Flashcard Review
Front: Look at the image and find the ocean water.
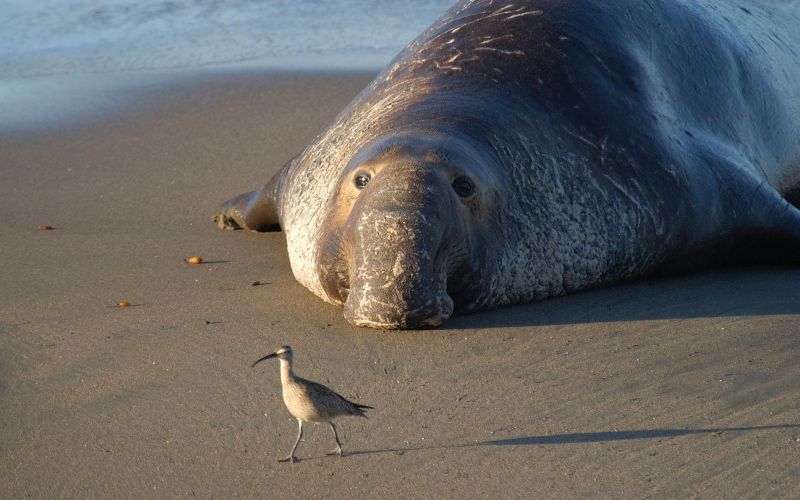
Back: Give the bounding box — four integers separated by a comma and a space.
1, 0, 453, 77
0, 0, 452, 130
7, 0, 800, 131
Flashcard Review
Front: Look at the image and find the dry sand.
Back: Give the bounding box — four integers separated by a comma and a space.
1, 70, 799, 498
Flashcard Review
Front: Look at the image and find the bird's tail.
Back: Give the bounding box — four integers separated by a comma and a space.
353, 403, 373, 417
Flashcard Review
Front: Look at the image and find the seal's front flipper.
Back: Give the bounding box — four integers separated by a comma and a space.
213, 157, 294, 232
213, 189, 279, 231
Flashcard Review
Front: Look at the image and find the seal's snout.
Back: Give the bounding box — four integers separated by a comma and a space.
337, 164, 461, 329
342, 205, 455, 329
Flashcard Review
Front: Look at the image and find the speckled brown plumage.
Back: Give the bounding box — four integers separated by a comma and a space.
251, 346, 372, 463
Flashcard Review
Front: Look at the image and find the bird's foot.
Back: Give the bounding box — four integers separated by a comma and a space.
277, 454, 298, 463
326, 446, 343, 457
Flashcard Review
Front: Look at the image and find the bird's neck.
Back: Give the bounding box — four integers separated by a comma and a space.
279, 359, 294, 385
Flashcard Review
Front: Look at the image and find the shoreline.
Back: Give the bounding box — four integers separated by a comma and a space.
1, 70, 799, 497
0, 66, 378, 136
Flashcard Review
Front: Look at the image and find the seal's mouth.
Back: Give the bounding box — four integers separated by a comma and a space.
343, 280, 454, 329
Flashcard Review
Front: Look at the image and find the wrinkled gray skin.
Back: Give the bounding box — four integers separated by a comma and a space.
215, 0, 800, 329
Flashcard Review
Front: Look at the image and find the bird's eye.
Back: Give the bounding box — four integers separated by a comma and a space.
452, 176, 475, 198
354, 173, 371, 189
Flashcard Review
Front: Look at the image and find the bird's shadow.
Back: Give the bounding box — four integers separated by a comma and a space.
346, 423, 800, 457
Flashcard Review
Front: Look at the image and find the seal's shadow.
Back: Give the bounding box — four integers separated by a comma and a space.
446, 266, 800, 329
347, 423, 800, 457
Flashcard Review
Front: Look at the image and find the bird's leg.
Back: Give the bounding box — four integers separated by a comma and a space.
278, 418, 303, 463
326, 421, 343, 456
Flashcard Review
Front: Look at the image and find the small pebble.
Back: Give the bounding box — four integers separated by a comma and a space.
37, 225, 54, 231
116, 300, 130, 308
185, 256, 203, 265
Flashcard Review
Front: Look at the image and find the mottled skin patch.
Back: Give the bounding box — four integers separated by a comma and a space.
215, 0, 800, 329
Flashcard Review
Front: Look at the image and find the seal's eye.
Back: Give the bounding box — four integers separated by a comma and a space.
354, 173, 371, 189
452, 176, 475, 198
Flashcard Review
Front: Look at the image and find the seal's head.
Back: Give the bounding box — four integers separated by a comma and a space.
316, 132, 503, 329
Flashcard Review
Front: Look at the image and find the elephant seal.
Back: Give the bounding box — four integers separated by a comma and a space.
215, 0, 800, 329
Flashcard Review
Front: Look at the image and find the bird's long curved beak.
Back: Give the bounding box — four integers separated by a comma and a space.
251, 352, 277, 368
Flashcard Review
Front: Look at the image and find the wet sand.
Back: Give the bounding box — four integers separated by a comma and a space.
1, 70, 799, 498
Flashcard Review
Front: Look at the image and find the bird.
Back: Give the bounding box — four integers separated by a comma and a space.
251, 345, 373, 463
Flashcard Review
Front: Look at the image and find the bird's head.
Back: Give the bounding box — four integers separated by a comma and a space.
251, 345, 292, 368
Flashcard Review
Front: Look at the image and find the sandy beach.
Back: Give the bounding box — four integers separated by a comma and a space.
1, 70, 799, 498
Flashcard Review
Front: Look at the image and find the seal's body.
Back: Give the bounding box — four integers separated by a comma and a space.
216, 0, 800, 329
